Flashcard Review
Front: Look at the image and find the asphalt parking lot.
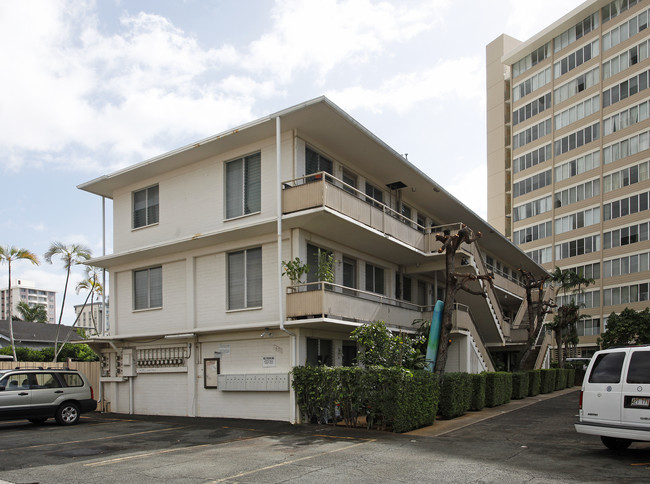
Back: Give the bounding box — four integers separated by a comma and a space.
0, 389, 648, 483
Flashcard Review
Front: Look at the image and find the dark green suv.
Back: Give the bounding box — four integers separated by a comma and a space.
0, 368, 97, 425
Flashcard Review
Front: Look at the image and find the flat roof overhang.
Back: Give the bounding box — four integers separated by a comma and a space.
79, 96, 547, 277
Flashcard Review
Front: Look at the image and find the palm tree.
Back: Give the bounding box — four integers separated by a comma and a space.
16, 302, 48, 323
75, 266, 103, 336
44, 242, 91, 361
0, 246, 40, 361
549, 267, 594, 367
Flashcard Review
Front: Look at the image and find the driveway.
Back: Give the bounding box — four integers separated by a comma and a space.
0, 388, 648, 483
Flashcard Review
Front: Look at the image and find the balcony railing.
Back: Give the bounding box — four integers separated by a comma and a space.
286, 281, 432, 329
282, 172, 464, 254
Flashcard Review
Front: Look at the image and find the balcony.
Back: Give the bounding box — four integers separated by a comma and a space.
282, 173, 463, 264
286, 282, 432, 330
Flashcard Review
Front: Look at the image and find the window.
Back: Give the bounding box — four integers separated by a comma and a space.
226, 152, 261, 219
133, 185, 159, 229
342, 257, 356, 290
306, 147, 333, 176
228, 248, 262, 310
342, 169, 357, 194
628, 351, 650, 383
134, 267, 162, 310
589, 351, 625, 383
365, 182, 383, 208
365, 263, 384, 295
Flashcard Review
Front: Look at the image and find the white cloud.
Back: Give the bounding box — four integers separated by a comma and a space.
242, 0, 449, 83
326, 57, 483, 114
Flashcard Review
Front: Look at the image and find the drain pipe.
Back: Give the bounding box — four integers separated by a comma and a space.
276, 116, 297, 423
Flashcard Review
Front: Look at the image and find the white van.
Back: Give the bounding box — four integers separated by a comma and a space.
575, 346, 650, 450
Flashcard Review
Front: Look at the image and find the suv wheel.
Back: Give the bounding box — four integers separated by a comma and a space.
55, 402, 80, 425
601, 436, 632, 451
28, 417, 48, 425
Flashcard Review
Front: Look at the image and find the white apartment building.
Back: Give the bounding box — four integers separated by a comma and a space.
487, 0, 650, 357
74, 300, 107, 336
0, 280, 56, 324
79, 97, 548, 422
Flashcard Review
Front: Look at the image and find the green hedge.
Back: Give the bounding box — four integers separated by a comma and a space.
439, 373, 472, 419
469, 373, 486, 411
511, 372, 529, 400
540, 368, 558, 393
527, 370, 541, 397
556, 369, 569, 390
566, 368, 576, 387
291, 366, 439, 433
485, 372, 512, 407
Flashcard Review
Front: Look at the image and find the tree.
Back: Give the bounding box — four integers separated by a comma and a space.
350, 320, 424, 369
434, 225, 493, 375
516, 269, 554, 371
15, 302, 48, 323
0, 246, 40, 361
44, 242, 91, 361
599, 308, 650, 349
549, 267, 594, 367
75, 266, 104, 335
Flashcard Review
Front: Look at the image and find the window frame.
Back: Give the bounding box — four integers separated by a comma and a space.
133, 266, 163, 311
227, 247, 263, 311
132, 185, 159, 229
225, 152, 262, 220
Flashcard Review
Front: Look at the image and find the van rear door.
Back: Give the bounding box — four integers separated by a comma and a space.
621, 348, 650, 428
582, 349, 627, 425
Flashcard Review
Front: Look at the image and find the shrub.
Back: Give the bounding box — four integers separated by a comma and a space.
540, 368, 558, 393
511, 372, 529, 400
566, 368, 576, 387
556, 368, 569, 390
439, 373, 471, 419
485, 372, 512, 407
291, 366, 439, 433
469, 373, 486, 411
527, 370, 541, 397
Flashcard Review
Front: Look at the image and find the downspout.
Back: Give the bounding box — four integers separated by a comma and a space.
99, 196, 106, 411
276, 116, 297, 424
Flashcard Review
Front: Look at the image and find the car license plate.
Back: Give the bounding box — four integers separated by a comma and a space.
631, 397, 650, 408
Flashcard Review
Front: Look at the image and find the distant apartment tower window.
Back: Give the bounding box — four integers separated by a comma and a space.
133, 267, 162, 310
226, 152, 261, 219
228, 248, 262, 310
133, 185, 159, 229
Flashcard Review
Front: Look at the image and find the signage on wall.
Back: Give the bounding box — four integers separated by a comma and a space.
262, 356, 276, 368
219, 344, 230, 355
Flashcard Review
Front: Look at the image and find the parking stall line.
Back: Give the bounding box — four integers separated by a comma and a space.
206, 438, 377, 484
0, 426, 189, 452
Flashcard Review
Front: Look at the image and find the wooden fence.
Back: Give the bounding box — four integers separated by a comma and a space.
0, 361, 101, 397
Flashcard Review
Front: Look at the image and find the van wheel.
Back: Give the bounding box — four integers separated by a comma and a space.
601, 436, 632, 450
55, 402, 80, 425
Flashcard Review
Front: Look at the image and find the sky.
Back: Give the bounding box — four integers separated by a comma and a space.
0, 0, 587, 325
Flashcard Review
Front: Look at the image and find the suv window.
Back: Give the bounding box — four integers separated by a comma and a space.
0, 374, 33, 390
627, 351, 650, 383
33, 373, 62, 389
60, 373, 84, 387
589, 351, 626, 383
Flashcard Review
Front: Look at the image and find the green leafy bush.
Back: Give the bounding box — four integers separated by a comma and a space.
291, 366, 439, 433
439, 373, 471, 419
511, 372, 529, 399
485, 372, 512, 407
556, 368, 569, 390
540, 368, 558, 393
469, 373, 486, 411
527, 370, 541, 397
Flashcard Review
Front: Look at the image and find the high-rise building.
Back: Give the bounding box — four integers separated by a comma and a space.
487, 0, 650, 357
0, 280, 57, 324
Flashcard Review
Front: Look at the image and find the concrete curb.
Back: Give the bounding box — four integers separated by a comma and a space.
405, 387, 580, 437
